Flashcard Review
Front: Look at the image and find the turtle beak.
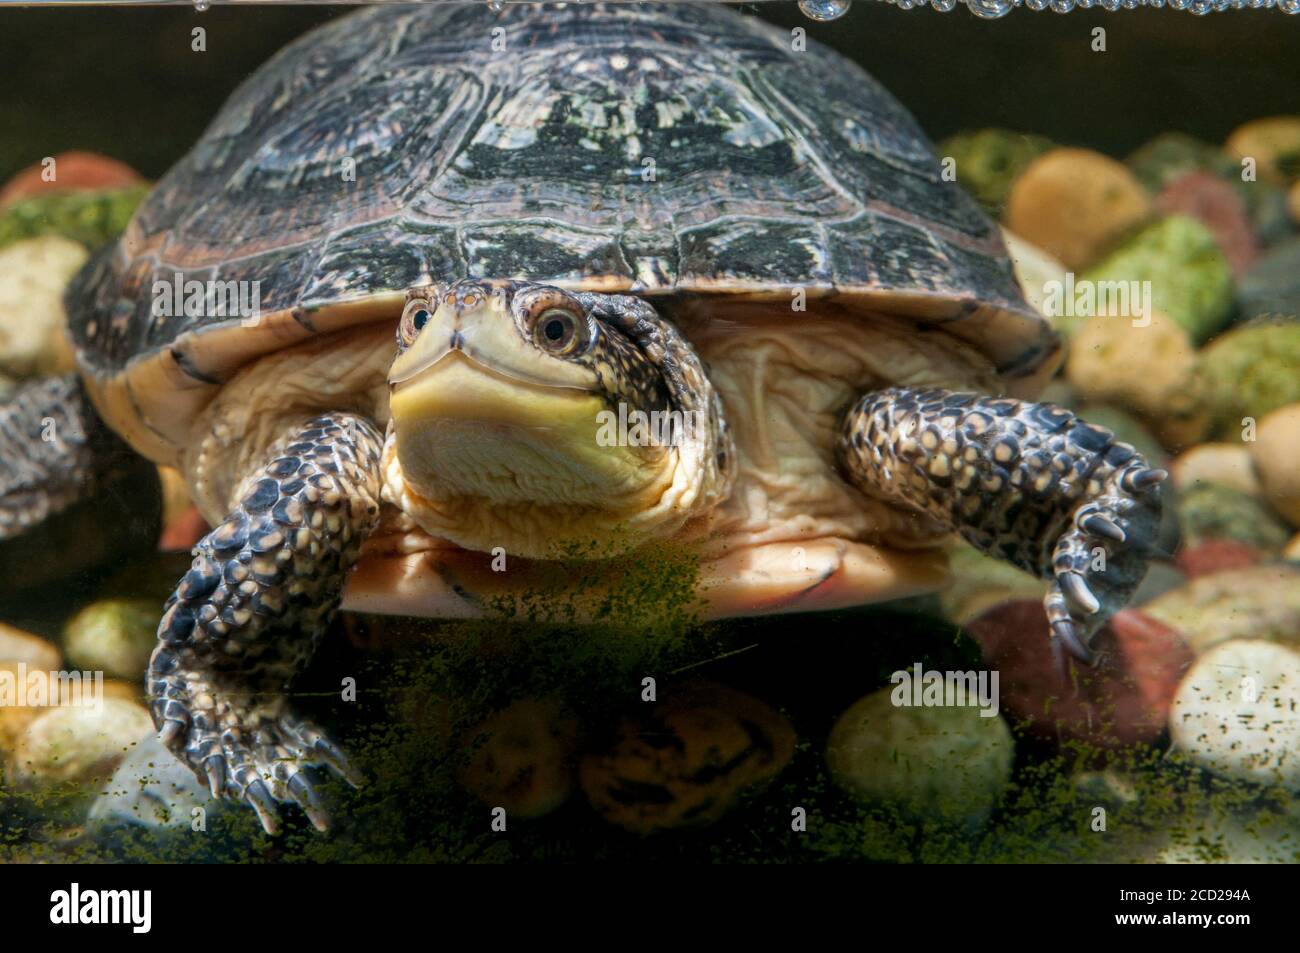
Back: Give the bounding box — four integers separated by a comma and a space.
388, 293, 593, 394
386, 290, 618, 507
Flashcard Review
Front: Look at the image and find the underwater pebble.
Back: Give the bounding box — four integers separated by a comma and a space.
0, 151, 144, 209
1287, 533, 1300, 561
1149, 807, 1300, 864
1171, 442, 1261, 496
1199, 320, 1300, 440
965, 601, 1192, 748
87, 729, 212, 831
11, 697, 153, 788
1001, 228, 1068, 323
1004, 148, 1152, 271
0, 235, 88, 377
1169, 639, 1300, 790
1175, 539, 1263, 579
1127, 131, 1291, 246
825, 687, 1013, 831
1079, 216, 1234, 345
1066, 312, 1208, 449
1175, 481, 1290, 551
1237, 238, 1300, 325
580, 682, 794, 833
62, 598, 159, 681
1225, 116, 1300, 185
1290, 181, 1300, 225
1127, 132, 1237, 193
458, 698, 580, 820
1142, 564, 1300, 654
0, 621, 62, 670
938, 540, 1046, 627
1157, 171, 1258, 277
937, 129, 1054, 216
0, 185, 149, 252
1250, 404, 1300, 528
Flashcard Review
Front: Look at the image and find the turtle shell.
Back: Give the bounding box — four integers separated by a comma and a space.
67, 2, 1060, 461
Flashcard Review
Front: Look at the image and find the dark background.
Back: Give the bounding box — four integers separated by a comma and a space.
0, 2, 1296, 184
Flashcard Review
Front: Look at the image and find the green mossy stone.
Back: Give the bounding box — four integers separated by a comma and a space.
1076, 216, 1233, 344
1200, 320, 1300, 439
62, 598, 159, 681
936, 129, 1054, 216
826, 689, 1014, 832
0, 185, 149, 251
1176, 481, 1290, 550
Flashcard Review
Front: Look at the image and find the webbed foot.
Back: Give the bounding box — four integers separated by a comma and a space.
838, 387, 1165, 663
149, 412, 384, 833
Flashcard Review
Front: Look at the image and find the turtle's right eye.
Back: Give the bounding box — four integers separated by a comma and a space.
399, 298, 435, 349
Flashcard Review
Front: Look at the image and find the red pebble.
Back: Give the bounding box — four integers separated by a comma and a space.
1157, 170, 1258, 277
158, 506, 209, 552
0, 151, 144, 208
1175, 538, 1262, 578
965, 599, 1194, 749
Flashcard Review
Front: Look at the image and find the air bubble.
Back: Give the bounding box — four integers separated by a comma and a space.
486, 0, 505, 10
193, 0, 209, 10
798, 0, 853, 19
966, 0, 1017, 17
929, 0, 959, 10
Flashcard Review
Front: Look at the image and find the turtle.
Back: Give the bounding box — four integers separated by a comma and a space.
0, 2, 1165, 834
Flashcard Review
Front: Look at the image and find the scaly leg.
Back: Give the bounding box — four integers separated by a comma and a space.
149, 412, 384, 833
838, 387, 1165, 663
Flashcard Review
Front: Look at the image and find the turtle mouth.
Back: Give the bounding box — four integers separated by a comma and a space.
388, 293, 597, 393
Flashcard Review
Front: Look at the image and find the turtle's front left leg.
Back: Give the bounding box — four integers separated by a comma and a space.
837, 387, 1166, 664
149, 412, 384, 833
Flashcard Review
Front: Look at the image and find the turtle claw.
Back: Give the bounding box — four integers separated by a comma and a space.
1059, 570, 1101, 616
1081, 513, 1126, 543
204, 758, 225, 799
244, 779, 282, 835
1051, 618, 1095, 665
1122, 466, 1168, 494
160, 702, 355, 834
286, 773, 332, 833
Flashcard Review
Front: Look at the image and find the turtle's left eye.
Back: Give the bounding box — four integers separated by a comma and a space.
413, 309, 430, 331
533, 308, 586, 355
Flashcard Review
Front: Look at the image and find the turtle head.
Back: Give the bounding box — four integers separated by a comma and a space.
385, 280, 733, 559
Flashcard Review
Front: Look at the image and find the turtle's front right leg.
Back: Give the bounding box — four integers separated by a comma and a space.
149, 412, 384, 833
